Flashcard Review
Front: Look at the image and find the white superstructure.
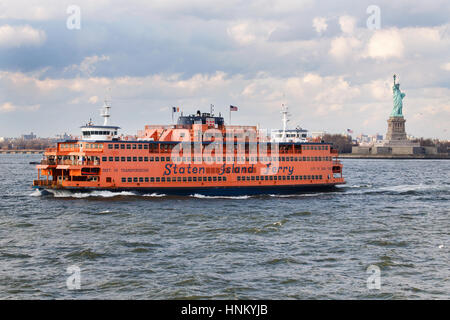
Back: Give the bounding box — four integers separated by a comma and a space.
271, 104, 308, 143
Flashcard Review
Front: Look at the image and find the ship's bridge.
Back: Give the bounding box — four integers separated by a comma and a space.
177, 111, 224, 127
80, 99, 120, 141
80, 125, 120, 141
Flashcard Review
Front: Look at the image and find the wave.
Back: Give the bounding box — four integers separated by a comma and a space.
46, 190, 138, 198
376, 184, 449, 193
268, 193, 327, 198
190, 193, 251, 200
29, 189, 43, 197
142, 193, 166, 197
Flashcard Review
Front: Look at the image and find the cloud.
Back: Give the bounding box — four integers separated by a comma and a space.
312, 17, 327, 34
365, 29, 404, 59
0, 102, 40, 112
329, 36, 361, 60
64, 55, 110, 77
227, 20, 281, 45
0, 25, 46, 48
339, 15, 356, 34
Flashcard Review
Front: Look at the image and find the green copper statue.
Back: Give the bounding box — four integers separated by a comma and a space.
391, 74, 405, 117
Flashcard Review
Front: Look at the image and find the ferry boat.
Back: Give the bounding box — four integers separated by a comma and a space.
33, 102, 345, 195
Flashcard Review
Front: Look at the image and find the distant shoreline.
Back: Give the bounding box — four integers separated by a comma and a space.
0, 150, 44, 154
339, 154, 450, 160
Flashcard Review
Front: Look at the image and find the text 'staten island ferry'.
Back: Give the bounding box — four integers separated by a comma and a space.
33, 102, 345, 195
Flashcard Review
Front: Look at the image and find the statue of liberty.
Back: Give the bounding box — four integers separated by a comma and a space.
391, 74, 405, 117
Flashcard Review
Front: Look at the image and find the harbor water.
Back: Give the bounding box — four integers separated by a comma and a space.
0, 154, 448, 299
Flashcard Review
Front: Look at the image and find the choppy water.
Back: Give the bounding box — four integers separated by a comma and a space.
0, 154, 448, 299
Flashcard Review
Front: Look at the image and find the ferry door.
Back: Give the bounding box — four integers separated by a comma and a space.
57, 175, 63, 184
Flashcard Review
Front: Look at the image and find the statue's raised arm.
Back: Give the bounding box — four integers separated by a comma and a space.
391, 74, 405, 117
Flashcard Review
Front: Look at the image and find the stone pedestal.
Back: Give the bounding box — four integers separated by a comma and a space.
385, 117, 407, 141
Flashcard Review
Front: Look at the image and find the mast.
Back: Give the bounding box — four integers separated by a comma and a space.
100, 99, 111, 126
281, 104, 289, 142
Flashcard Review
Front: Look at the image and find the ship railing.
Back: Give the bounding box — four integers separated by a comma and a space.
33, 180, 54, 187
45, 147, 57, 153
40, 159, 56, 165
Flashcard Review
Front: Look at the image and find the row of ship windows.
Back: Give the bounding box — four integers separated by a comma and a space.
61, 143, 103, 149
120, 175, 324, 183
238, 175, 324, 181
121, 176, 227, 183
102, 156, 332, 162
108, 143, 329, 151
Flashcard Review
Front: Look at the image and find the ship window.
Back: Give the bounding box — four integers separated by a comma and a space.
150, 177, 155, 182
156, 177, 160, 182
269, 176, 273, 180
133, 177, 138, 182
188, 177, 192, 182
139, 177, 143, 182
256, 176, 259, 181
109, 157, 113, 161
166, 157, 170, 161
290, 157, 294, 161
114, 144, 119, 149
145, 177, 149, 182
102, 157, 107, 162
193, 177, 197, 182
208, 177, 212, 182
274, 176, 277, 181
121, 178, 126, 182
133, 157, 137, 162
177, 177, 181, 182
127, 157, 131, 162
132, 144, 137, 149
213, 177, 217, 182
237, 176, 241, 181
161, 177, 165, 182
287, 176, 291, 180
108, 144, 113, 149
251, 176, 255, 181
119, 144, 124, 149
143, 144, 148, 150
127, 178, 132, 182
150, 157, 154, 161
223, 177, 227, 182
155, 157, 159, 162
183, 177, 187, 182
144, 157, 148, 162
139, 157, 143, 162
126, 144, 131, 149
114, 131, 117, 135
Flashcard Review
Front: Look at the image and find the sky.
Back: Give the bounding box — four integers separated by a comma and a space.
0, 0, 449, 139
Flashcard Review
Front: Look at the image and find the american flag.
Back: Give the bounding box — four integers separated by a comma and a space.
347, 129, 353, 134
230, 105, 238, 111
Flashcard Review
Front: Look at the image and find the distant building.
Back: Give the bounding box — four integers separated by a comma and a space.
56, 132, 73, 140
21, 132, 37, 140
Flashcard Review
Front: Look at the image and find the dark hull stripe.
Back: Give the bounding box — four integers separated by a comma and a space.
35, 183, 341, 196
